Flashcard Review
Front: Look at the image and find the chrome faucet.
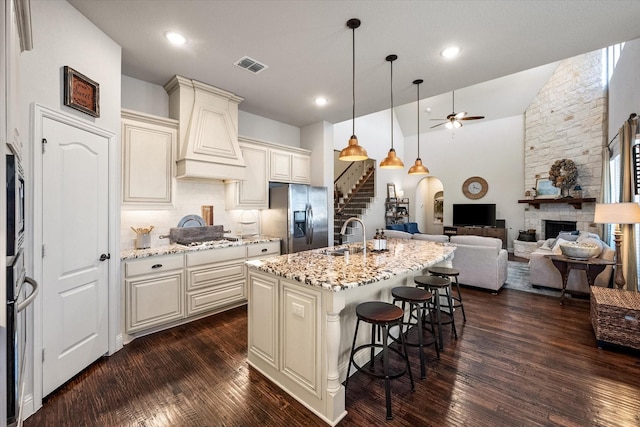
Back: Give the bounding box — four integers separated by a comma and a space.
340, 217, 366, 255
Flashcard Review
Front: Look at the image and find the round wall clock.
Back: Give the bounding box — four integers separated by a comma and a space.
462, 176, 489, 199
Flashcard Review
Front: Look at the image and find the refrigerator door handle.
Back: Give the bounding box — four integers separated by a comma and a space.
308, 205, 314, 245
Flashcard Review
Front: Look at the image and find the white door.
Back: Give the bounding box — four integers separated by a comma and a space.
41, 117, 110, 396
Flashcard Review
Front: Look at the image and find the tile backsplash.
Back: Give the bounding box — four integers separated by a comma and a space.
121, 180, 261, 250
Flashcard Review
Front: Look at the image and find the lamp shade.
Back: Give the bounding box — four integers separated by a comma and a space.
408, 158, 429, 175
339, 135, 368, 161
594, 202, 640, 224
380, 148, 404, 169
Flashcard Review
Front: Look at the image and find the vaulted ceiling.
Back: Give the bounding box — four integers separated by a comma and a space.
68, 1, 640, 136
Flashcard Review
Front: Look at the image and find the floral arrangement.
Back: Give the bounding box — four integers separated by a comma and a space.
549, 159, 578, 189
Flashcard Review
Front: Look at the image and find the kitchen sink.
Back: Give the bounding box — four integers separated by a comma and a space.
321, 246, 363, 256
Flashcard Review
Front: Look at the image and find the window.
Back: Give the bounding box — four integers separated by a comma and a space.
602, 43, 625, 86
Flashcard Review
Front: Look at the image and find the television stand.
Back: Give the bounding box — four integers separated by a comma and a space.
443, 223, 507, 249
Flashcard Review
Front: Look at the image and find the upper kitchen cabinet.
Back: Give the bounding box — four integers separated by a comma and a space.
121, 109, 177, 206
164, 75, 246, 181
226, 138, 269, 209
269, 147, 311, 184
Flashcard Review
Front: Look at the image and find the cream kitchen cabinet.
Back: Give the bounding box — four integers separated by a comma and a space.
247, 270, 322, 398
225, 139, 269, 209
185, 245, 246, 316
121, 109, 177, 206
246, 241, 280, 260
269, 148, 311, 184
124, 253, 185, 334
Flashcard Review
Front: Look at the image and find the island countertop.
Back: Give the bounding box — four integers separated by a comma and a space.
245, 238, 455, 292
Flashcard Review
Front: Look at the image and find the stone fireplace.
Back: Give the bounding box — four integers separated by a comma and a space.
522, 50, 605, 241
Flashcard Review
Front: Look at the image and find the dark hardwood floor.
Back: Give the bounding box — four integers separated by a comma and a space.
25, 288, 640, 427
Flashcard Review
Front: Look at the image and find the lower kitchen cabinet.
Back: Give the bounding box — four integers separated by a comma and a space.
185, 246, 246, 316
122, 241, 281, 339
124, 253, 185, 333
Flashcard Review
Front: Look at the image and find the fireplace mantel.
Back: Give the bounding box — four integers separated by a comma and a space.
518, 197, 596, 210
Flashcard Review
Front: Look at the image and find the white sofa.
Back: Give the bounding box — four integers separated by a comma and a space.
447, 235, 508, 292
387, 232, 508, 292
528, 233, 614, 293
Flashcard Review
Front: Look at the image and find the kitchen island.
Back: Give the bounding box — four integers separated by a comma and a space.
245, 239, 455, 426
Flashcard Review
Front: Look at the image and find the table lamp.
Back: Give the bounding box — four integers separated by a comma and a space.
594, 202, 640, 288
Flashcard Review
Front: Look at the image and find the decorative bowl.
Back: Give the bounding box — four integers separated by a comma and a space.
559, 242, 600, 260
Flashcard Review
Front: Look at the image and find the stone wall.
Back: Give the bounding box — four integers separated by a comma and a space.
523, 50, 607, 238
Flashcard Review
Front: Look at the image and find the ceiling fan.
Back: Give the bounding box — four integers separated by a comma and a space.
430, 90, 485, 129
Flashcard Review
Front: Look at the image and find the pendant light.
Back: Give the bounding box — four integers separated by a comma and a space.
380, 54, 404, 169
339, 18, 368, 162
408, 79, 430, 175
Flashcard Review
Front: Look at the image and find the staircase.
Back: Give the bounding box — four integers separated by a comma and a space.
334, 163, 376, 243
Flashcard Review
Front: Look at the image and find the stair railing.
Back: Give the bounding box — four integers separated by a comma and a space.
336, 165, 375, 216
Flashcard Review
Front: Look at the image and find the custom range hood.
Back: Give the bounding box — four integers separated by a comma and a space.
164, 75, 245, 181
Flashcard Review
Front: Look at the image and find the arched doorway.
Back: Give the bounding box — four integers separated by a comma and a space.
414, 176, 444, 235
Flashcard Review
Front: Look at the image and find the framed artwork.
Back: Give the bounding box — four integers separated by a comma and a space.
535, 178, 561, 199
63, 66, 100, 117
387, 183, 396, 199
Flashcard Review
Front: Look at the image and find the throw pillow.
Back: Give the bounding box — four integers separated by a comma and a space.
540, 238, 556, 250
558, 231, 579, 242
551, 237, 571, 254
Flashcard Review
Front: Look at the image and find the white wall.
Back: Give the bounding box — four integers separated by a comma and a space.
122, 75, 169, 117
239, 110, 300, 147
609, 37, 640, 137
333, 108, 524, 246
19, 0, 122, 418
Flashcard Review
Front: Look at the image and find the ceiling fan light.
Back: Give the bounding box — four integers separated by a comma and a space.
445, 121, 454, 130
453, 120, 462, 129
380, 148, 404, 169
455, 111, 467, 119
339, 135, 368, 161
408, 158, 429, 175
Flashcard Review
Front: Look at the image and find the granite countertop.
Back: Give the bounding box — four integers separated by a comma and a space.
246, 238, 455, 292
120, 236, 281, 260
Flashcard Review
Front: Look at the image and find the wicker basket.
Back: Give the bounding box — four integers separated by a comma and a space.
590, 287, 640, 350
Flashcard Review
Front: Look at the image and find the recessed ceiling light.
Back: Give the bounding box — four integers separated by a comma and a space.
165, 31, 186, 46
315, 97, 328, 106
441, 46, 460, 58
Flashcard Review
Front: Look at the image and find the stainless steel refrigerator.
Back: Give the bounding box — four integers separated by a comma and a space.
261, 184, 328, 254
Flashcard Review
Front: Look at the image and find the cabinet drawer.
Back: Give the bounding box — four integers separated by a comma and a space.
125, 254, 184, 278
186, 246, 246, 267
186, 280, 246, 316
247, 241, 281, 259
187, 262, 245, 291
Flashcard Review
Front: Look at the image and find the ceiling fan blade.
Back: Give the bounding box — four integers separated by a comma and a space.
460, 116, 485, 120
430, 122, 447, 129
429, 118, 448, 121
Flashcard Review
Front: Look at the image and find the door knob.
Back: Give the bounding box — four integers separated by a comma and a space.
99, 253, 111, 261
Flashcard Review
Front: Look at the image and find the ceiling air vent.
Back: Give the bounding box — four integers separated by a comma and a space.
234, 56, 268, 74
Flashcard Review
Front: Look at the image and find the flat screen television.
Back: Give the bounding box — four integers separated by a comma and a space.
452, 203, 496, 227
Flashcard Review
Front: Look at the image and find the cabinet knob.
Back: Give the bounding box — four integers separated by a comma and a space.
151, 264, 163, 269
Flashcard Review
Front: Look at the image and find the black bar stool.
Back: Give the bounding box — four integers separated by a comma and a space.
344, 301, 415, 420
428, 266, 466, 322
391, 287, 439, 379
414, 275, 457, 350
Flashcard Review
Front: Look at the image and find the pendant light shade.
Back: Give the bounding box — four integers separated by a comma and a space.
380, 54, 404, 169
408, 79, 430, 175
339, 18, 368, 162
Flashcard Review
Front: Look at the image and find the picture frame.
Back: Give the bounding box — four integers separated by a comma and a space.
387, 183, 396, 199
63, 66, 100, 117
535, 178, 561, 199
